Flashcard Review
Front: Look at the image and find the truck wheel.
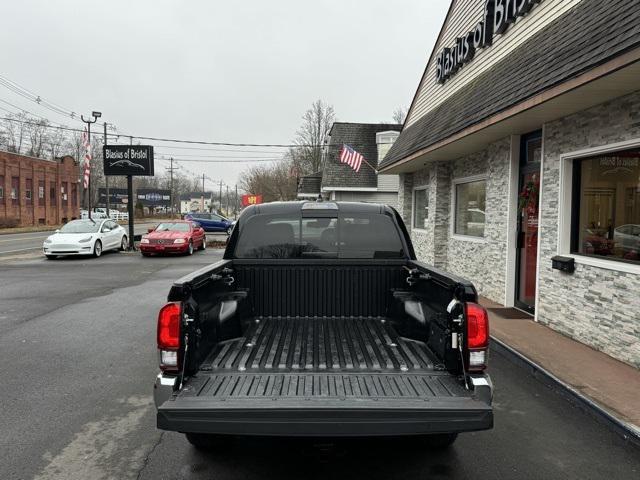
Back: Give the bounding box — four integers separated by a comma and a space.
420, 433, 458, 449
120, 236, 128, 251
93, 240, 102, 258
185, 433, 229, 451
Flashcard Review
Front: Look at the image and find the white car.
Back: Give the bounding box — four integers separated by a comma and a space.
43, 219, 128, 259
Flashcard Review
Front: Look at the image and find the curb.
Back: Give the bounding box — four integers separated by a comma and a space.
491, 335, 640, 448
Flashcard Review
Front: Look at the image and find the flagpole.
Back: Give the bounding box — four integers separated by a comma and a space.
80, 111, 101, 220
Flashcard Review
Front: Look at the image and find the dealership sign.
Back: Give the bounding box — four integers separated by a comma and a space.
137, 189, 171, 206
103, 145, 155, 176
241, 194, 263, 207
436, 0, 543, 84
98, 188, 128, 205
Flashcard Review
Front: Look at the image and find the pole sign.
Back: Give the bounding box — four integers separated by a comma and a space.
136, 189, 171, 206
241, 194, 263, 207
436, 0, 543, 84
103, 145, 155, 176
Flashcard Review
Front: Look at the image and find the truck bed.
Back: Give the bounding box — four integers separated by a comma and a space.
158, 318, 492, 436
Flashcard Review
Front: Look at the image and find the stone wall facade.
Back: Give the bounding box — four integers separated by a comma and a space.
399, 138, 512, 305
538, 90, 640, 368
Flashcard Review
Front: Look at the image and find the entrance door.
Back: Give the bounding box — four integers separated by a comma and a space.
515, 132, 542, 314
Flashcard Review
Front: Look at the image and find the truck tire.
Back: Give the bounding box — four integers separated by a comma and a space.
420, 433, 458, 449
120, 236, 128, 251
185, 433, 229, 451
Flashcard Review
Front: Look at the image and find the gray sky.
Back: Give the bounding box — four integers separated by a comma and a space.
1, 0, 448, 189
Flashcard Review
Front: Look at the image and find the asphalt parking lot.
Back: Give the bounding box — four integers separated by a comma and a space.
0, 249, 638, 480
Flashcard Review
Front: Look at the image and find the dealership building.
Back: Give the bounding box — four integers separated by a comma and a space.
380, 0, 640, 367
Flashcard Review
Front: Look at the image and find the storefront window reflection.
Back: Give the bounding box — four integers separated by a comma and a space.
455, 179, 486, 237
574, 150, 640, 264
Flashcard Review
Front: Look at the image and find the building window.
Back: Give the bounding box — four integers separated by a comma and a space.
38, 180, 45, 206
413, 187, 429, 230
62, 182, 68, 206
11, 177, 20, 206
71, 183, 78, 206
25, 178, 33, 205
571, 149, 640, 264
454, 177, 486, 238
50, 185, 56, 206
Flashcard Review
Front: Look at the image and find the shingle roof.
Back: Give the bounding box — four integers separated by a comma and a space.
322, 123, 402, 189
381, 0, 640, 169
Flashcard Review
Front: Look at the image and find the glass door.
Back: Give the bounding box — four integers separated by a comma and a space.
515, 132, 542, 314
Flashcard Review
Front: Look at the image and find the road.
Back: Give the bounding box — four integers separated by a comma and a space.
0, 224, 154, 256
0, 251, 638, 480
0, 225, 227, 257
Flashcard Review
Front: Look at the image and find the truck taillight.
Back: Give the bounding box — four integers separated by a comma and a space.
157, 302, 181, 372
465, 302, 489, 372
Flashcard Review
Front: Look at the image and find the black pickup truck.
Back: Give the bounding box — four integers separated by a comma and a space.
154, 201, 493, 449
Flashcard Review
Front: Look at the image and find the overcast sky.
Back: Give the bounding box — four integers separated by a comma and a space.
2, 0, 448, 189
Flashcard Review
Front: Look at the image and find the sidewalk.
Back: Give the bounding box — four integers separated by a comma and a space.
479, 297, 640, 439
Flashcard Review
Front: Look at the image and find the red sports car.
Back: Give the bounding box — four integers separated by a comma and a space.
140, 221, 206, 256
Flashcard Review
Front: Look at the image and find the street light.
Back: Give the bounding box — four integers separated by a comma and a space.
80, 111, 103, 219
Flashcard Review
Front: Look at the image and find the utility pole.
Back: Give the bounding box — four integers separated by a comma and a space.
80, 111, 101, 220
235, 184, 238, 219
226, 185, 229, 217
165, 157, 178, 217
219, 180, 223, 215
201, 173, 205, 212
103, 122, 110, 218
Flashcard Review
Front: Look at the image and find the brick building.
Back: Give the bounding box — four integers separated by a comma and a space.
0, 150, 80, 227
379, 0, 640, 367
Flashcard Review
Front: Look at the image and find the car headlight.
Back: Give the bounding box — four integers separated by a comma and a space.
140, 238, 150, 244
173, 238, 186, 244
44, 237, 53, 244
78, 236, 93, 243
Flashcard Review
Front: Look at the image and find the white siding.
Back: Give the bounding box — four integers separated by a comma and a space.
377, 174, 400, 192
406, 0, 584, 128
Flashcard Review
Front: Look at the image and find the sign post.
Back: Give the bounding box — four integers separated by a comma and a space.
103, 144, 154, 250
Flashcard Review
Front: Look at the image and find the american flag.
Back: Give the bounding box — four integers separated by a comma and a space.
81, 128, 91, 189
339, 144, 364, 173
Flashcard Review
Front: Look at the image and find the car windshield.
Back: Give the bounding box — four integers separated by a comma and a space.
155, 223, 190, 232
234, 213, 405, 259
59, 220, 101, 234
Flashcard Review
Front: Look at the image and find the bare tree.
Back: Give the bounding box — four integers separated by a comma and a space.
239, 160, 297, 203
290, 99, 335, 174
392, 107, 407, 125
47, 126, 67, 159
1, 112, 28, 153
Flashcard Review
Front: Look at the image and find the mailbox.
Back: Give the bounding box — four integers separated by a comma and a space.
551, 256, 575, 273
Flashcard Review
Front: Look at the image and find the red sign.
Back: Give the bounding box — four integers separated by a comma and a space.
241, 194, 263, 207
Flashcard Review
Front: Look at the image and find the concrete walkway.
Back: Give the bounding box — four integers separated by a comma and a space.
480, 297, 640, 435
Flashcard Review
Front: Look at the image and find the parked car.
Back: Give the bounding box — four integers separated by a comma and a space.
613, 224, 640, 260
80, 209, 108, 220
183, 212, 234, 234
43, 219, 127, 259
140, 221, 206, 256
154, 201, 493, 450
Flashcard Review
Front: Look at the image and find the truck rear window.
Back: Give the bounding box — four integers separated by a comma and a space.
234, 213, 405, 259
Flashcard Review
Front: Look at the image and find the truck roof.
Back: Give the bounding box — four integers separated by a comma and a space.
241, 200, 395, 216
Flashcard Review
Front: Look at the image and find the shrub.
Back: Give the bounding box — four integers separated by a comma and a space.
0, 217, 20, 229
